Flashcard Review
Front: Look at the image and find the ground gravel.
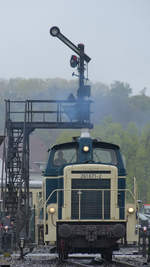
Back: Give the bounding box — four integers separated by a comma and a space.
1, 246, 150, 266
0, 257, 65, 267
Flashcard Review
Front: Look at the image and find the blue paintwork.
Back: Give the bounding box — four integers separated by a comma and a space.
45, 178, 63, 203
118, 178, 126, 219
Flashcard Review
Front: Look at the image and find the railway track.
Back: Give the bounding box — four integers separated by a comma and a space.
63, 255, 149, 267
0, 249, 149, 267
112, 259, 143, 267
61, 251, 150, 267
65, 259, 149, 266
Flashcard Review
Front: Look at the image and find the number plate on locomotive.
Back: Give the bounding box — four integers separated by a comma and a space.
80, 173, 102, 179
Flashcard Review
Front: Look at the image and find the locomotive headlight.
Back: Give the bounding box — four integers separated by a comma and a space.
83, 146, 89, 152
49, 207, 55, 214
128, 207, 135, 214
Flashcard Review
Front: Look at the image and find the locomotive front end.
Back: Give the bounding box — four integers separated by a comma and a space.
42, 136, 138, 260
56, 163, 125, 259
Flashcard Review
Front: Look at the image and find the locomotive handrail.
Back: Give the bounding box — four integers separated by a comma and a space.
41, 188, 136, 208
5, 99, 93, 129
43, 188, 136, 207
41, 188, 137, 221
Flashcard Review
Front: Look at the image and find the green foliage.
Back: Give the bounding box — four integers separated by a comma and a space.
131, 94, 150, 111
110, 81, 132, 98
0, 77, 150, 130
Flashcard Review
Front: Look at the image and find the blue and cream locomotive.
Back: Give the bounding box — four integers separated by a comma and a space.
42, 130, 138, 260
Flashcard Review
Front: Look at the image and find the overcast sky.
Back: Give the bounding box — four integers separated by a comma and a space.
0, 0, 150, 95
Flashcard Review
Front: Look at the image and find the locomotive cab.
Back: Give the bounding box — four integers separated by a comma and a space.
42, 132, 138, 260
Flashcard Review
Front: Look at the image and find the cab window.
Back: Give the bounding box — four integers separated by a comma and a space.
53, 148, 77, 166
93, 147, 117, 165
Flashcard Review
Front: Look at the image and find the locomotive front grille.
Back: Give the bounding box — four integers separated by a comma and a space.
71, 179, 110, 220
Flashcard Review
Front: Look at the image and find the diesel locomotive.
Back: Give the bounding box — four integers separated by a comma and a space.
39, 129, 138, 260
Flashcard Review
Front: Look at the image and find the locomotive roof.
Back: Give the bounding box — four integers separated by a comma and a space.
51, 138, 120, 150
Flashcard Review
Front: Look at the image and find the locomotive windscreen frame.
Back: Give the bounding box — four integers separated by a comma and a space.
71, 179, 110, 220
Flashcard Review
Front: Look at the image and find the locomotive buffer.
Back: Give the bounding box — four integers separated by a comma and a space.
2, 26, 93, 246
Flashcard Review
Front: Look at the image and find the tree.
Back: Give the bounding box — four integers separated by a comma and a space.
110, 81, 132, 98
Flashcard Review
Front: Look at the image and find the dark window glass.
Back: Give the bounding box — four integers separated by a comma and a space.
93, 147, 117, 165
53, 148, 77, 166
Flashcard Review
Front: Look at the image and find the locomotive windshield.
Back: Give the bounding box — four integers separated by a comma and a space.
93, 147, 117, 165
52, 143, 117, 167
53, 148, 77, 166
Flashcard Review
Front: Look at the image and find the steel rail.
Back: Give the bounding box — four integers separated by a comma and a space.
113, 259, 139, 266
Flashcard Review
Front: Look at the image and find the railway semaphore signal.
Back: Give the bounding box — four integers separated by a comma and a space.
50, 26, 92, 122
50, 26, 91, 99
